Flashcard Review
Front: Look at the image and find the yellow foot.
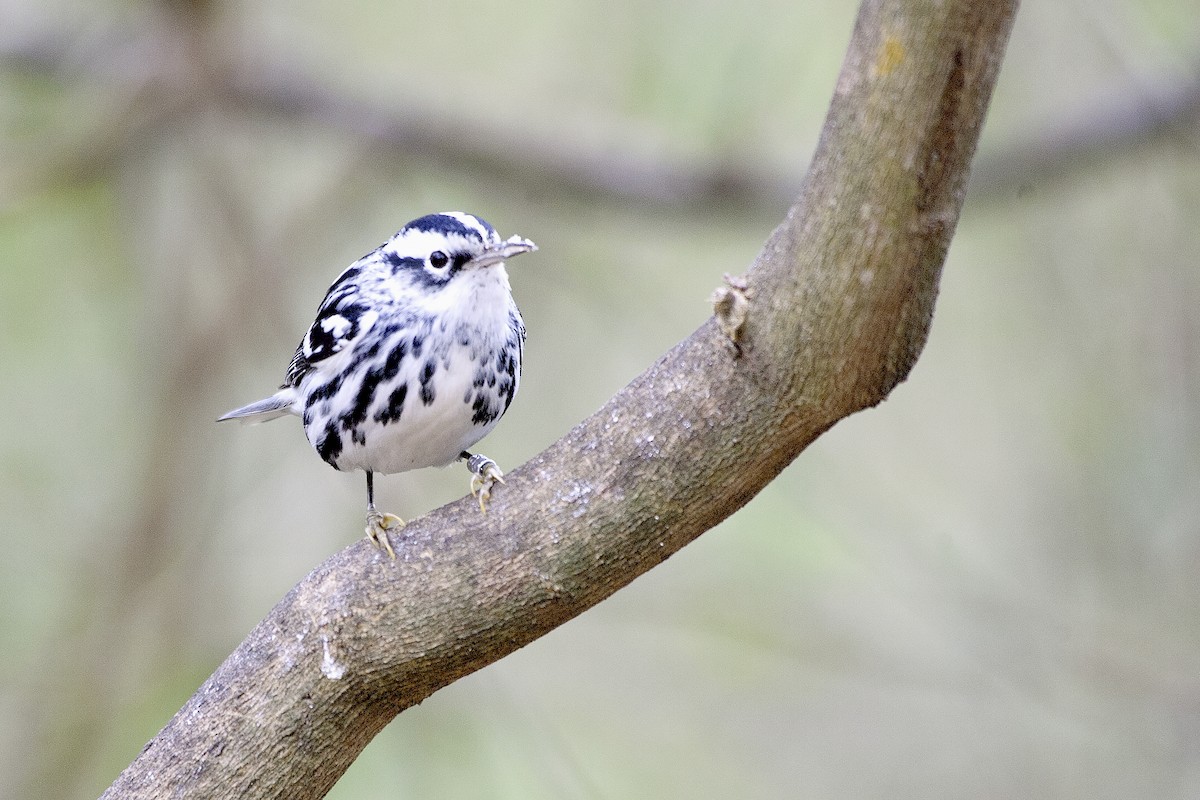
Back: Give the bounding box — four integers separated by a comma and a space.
365, 509, 404, 559
466, 454, 505, 513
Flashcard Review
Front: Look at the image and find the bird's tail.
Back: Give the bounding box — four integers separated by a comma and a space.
217, 391, 295, 424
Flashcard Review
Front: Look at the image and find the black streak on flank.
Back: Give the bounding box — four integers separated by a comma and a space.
317, 424, 343, 467
345, 365, 385, 429
382, 338, 408, 380
420, 360, 436, 405
500, 349, 518, 412
502, 379, 516, 412
375, 382, 408, 424
471, 393, 499, 426
306, 375, 343, 407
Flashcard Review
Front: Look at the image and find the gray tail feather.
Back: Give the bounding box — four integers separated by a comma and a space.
217, 392, 295, 424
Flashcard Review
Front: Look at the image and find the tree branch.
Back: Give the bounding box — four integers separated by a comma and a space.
101, 1, 1018, 797
970, 62, 1200, 199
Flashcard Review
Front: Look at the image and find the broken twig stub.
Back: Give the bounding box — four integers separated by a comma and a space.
710, 273, 751, 356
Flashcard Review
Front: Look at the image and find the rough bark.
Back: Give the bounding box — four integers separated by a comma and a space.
102, 1, 1018, 797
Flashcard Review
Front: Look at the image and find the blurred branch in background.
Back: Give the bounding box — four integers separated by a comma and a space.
1, 21, 788, 210
970, 61, 1200, 198
5, 18, 1200, 214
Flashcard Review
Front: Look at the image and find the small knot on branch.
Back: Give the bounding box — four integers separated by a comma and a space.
709, 273, 751, 356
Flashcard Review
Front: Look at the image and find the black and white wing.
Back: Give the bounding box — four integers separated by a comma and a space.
283, 264, 377, 388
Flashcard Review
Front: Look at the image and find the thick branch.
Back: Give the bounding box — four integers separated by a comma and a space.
102, 1, 1018, 798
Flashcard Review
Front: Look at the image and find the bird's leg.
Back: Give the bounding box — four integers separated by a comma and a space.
461, 451, 504, 513
364, 471, 402, 559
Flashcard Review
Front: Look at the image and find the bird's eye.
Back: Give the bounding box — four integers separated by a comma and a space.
428, 251, 449, 269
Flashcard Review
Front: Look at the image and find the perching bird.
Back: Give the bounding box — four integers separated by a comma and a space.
219, 212, 536, 558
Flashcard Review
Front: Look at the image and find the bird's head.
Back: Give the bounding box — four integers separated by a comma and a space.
380, 212, 536, 288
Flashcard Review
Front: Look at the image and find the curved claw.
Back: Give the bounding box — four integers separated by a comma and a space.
365, 509, 404, 559
467, 454, 505, 513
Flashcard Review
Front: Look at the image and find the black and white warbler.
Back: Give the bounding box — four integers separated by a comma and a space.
219, 212, 536, 558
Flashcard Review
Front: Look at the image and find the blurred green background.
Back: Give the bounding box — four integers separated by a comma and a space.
3, 1, 1199, 798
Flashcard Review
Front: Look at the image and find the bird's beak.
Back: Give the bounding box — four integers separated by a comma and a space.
469, 235, 538, 268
